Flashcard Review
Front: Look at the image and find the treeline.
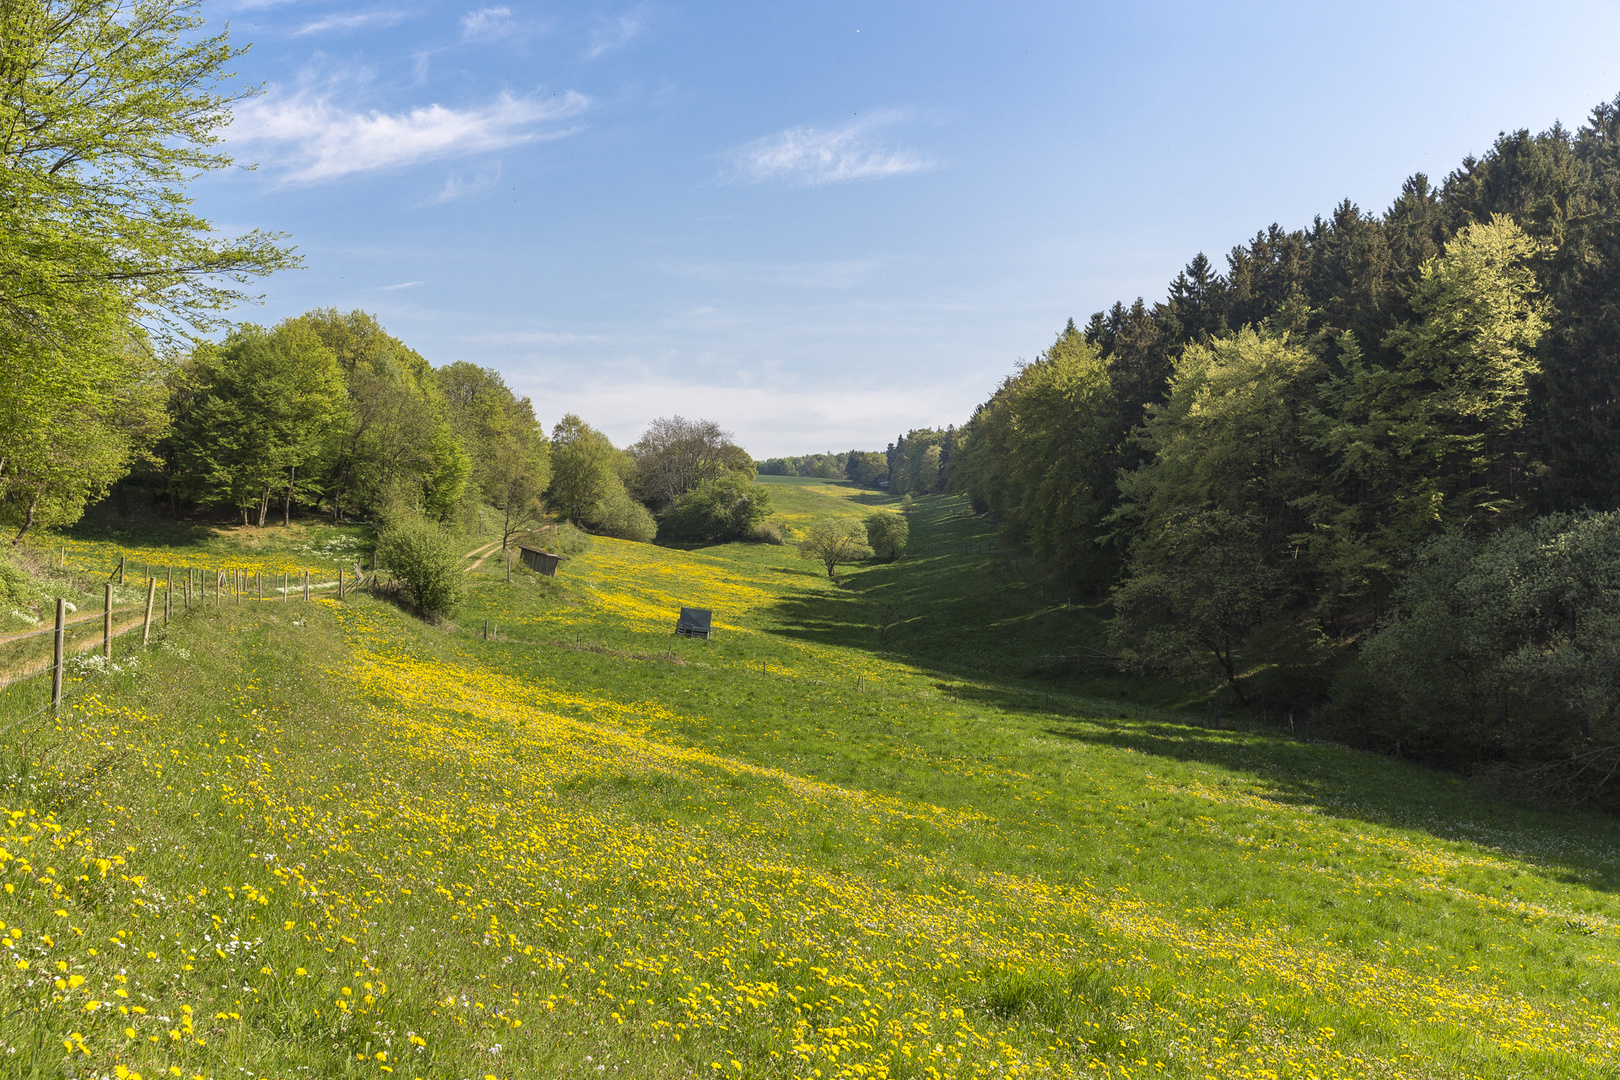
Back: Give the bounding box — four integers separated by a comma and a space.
947, 92, 1620, 805
758, 450, 888, 486
759, 431, 962, 495
132, 311, 775, 548
149, 310, 550, 546
10, 298, 776, 555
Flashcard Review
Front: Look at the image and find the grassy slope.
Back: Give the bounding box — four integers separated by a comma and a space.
0, 486, 1616, 1079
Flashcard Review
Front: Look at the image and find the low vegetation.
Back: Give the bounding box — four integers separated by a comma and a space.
0, 482, 1616, 1079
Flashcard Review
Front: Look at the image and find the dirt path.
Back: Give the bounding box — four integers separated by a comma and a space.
463, 539, 506, 574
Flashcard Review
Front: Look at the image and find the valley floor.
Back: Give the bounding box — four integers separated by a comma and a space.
2, 481, 1618, 1078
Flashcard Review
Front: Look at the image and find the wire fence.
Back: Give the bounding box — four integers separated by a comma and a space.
0, 559, 363, 738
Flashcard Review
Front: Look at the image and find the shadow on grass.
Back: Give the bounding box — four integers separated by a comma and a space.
755, 494, 1620, 886
1040, 710, 1620, 892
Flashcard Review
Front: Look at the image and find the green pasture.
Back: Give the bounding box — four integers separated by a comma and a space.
0, 483, 1615, 1078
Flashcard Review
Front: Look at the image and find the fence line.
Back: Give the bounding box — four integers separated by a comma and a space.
0, 560, 352, 711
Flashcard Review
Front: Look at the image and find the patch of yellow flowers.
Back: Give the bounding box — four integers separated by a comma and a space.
0, 585, 1614, 1078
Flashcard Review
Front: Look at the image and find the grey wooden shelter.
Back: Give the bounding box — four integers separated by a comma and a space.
675, 607, 713, 639
517, 545, 564, 577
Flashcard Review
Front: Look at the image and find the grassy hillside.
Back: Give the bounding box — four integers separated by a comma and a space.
1, 487, 1617, 1079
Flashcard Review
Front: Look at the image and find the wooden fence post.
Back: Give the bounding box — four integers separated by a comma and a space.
282, 572, 288, 602
51, 598, 65, 715
258, 572, 263, 601
338, 567, 344, 600
117, 556, 125, 585
142, 577, 157, 647
165, 568, 172, 625
303, 571, 309, 601
103, 583, 112, 660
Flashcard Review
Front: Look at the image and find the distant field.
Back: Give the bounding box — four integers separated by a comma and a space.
1, 486, 1617, 1078
755, 474, 890, 534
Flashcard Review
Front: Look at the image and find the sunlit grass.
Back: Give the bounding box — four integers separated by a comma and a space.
0, 488, 1617, 1078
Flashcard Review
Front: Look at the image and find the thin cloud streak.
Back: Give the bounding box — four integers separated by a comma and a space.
429, 161, 503, 204
586, 11, 643, 59
727, 113, 932, 186
380, 280, 424, 290
294, 9, 413, 35
460, 6, 515, 41
232, 88, 588, 182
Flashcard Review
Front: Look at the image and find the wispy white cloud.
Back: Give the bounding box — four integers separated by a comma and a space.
460, 5, 514, 41
232, 85, 588, 182
429, 161, 503, 204
727, 112, 932, 186
586, 10, 644, 59
379, 280, 424, 290
295, 9, 414, 35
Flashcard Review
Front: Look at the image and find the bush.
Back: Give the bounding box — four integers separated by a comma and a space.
658, 474, 772, 542
0, 556, 30, 605
864, 510, 908, 559
746, 521, 784, 545
377, 515, 466, 620
590, 486, 657, 542
1352, 511, 1620, 799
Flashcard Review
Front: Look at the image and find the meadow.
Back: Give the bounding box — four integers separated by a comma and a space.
0, 480, 1617, 1079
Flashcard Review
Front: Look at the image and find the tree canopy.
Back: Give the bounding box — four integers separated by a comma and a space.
0, 0, 295, 541
944, 90, 1620, 796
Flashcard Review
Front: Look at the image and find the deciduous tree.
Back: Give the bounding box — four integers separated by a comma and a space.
0, 0, 295, 539
798, 516, 873, 578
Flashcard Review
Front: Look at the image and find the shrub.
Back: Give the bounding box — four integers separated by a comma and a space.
590, 486, 657, 542
0, 556, 30, 605
659, 475, 772, 542
746, 521, 784, 545
1352, 510, 1620, 801
864, 511, 908, 559
377, 515, 466, 620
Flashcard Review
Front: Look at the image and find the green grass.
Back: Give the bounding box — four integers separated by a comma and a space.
0, 486, 1617, 1079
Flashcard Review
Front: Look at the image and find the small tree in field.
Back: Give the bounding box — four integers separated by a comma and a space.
799, 517, 873, 578
378, 514, 466, 620
865, 510, 909, 560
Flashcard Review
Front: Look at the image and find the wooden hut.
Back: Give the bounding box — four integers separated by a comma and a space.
675, 607, 713, 639
517, 545, 564, 577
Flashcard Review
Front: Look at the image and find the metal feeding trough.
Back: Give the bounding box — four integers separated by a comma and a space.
675, 607, 713, 639
518, 545, 564, 577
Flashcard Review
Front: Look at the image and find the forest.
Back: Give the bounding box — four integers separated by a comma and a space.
928, 93, 1620, 805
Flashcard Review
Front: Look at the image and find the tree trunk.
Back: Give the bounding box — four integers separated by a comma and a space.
257, 489, 270, 528
11, 495, 37, 544
285, 464, 295, 526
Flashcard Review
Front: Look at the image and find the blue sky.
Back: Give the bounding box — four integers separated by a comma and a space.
205, 0, 1620, 457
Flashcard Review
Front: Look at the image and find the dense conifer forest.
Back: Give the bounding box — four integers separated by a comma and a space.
928, 92, 1620, 802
